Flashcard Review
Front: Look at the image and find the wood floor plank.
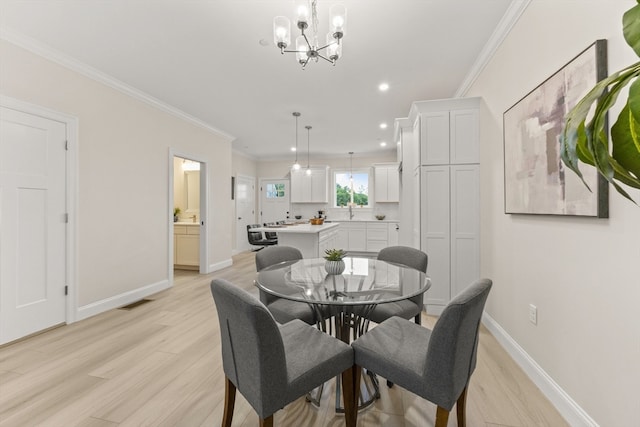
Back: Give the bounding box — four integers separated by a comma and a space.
0, 251, 568, 426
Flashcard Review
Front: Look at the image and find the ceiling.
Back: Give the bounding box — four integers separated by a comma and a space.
0, 0, 516, 160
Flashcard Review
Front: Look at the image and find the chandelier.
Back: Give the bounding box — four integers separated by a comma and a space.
273, 0, 347, 68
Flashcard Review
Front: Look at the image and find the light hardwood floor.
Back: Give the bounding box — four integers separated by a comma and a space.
0, 252, 568, 427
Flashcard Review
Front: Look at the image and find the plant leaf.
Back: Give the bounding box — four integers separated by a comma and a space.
611, 102, 640, 188
623, 3, 640, 57
628, 74, 640, 151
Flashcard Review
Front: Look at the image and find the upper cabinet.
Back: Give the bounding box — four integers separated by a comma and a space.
412, 98, 480, 166
374, 163, 400, 202
290, 166, 329, 203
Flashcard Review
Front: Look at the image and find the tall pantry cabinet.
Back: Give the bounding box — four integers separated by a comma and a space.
408, 97, 480, 314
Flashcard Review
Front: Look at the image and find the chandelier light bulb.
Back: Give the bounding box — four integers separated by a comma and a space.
293, 162, 301, 170
273, 16, 291, 49
306, 168, 312, 176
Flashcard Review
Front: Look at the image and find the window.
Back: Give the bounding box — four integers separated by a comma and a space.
266, 183, 285, 199
334, 170, 369, 207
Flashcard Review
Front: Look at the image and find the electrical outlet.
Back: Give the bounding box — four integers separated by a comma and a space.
529, 304, 537, 325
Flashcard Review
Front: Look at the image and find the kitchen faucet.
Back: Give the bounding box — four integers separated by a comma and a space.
348, 203, 354, 220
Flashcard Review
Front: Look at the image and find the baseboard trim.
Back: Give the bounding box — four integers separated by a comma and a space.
482, 313, 599, 427
209, 258, 232, 273
76, 279, 170, 321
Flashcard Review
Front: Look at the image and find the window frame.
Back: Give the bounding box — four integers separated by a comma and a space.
332, 167, 372, 209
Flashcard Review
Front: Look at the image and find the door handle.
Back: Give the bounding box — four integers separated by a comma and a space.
238, 217, 242, 220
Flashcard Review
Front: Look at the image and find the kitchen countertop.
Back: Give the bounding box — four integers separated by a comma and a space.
326, 219, 399, 223
251, 222, 339, 234
174, 221, 199, 225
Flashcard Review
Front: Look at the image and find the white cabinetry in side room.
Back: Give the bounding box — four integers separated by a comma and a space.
373, 164, 400, 202
174, 224, 199, 269
290, 166, 329, 203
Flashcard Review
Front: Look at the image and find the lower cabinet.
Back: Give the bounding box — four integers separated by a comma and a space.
335, 221, 399, 253
366, 223, 388, 252
174, 224, 199, 269
318, 227, 340, 256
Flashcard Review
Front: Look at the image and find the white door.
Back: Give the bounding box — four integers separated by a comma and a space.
0, 107, 67, 344
235, 175, 255, 252
260, 178, 290, 224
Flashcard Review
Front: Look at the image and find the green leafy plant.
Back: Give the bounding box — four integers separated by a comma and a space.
561, 1, 640, 203
173, 206, 181, 216
323, 248, 347, 261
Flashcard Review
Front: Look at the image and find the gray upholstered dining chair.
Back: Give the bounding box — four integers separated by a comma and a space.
255, 246, 316, 325
210, 279, 357, 427
351, 278, 492, 427
369, 246, 428, 325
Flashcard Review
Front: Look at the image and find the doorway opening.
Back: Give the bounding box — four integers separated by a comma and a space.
170, 152, 208, 279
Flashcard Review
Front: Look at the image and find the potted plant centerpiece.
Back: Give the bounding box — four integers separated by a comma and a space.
324, 248, 347, 275
173, 206, 181, 222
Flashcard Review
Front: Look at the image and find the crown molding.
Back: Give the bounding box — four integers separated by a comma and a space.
454, 0, 532, 97
0, 27, 236, 142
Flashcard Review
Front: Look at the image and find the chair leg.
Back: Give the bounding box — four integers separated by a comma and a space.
222, 376, 236, 427
354, 365, 362, 411
435, 406, 450, 427
414, 312, 422, 325
456, 385, 468, 427
342, 367, 357, 427
259, 415, 273, 427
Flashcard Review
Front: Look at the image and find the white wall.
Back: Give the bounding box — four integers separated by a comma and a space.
467, 1, 640, 425
0, 40, 233, 312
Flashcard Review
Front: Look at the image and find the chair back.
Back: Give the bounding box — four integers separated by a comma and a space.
263, 222, 278, 240
377, 246, 428, 273
247, 224, 263, 245
423, 278, 492, 409
255, 245, 303, 272
210, 279, 288, 415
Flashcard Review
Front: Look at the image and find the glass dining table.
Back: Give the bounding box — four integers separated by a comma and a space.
255, 256, 431, 411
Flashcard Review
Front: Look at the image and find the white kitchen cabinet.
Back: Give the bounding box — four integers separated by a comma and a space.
366, 222, 388, 252
373, 163, 400, 202
335, 221, 399, 253
388, 222, 399, 246
174, 224, 199, 269
409, 97, 480, 313
337, 221, 367, 252
290, 166, 329, 203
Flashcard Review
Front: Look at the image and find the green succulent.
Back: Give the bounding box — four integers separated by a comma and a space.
324, 248, 347, 261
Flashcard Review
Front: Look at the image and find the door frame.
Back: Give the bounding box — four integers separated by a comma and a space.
168, 149, 209, 279
234, 174, 256, 254
0, 95, 79, 324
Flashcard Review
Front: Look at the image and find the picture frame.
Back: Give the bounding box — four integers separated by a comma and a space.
503, 40, 609, 217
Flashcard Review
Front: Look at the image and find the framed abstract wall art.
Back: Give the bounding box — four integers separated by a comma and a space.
503, 40, 608, 217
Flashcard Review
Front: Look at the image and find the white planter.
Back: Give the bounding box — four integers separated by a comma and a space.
324, 260, 345, 275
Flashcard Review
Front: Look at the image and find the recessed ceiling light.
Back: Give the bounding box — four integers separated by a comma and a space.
379, 123, 388, 129
380, 141, 387, 147
378, 83, 389, 91
291, 147, 297, 152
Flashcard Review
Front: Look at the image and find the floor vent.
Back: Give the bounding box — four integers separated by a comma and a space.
119, 299, 153, 310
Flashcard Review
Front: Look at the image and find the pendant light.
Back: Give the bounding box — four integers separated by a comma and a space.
305, 125, 312, 175
349, 151, 354, 205
293, 112, 301, 170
